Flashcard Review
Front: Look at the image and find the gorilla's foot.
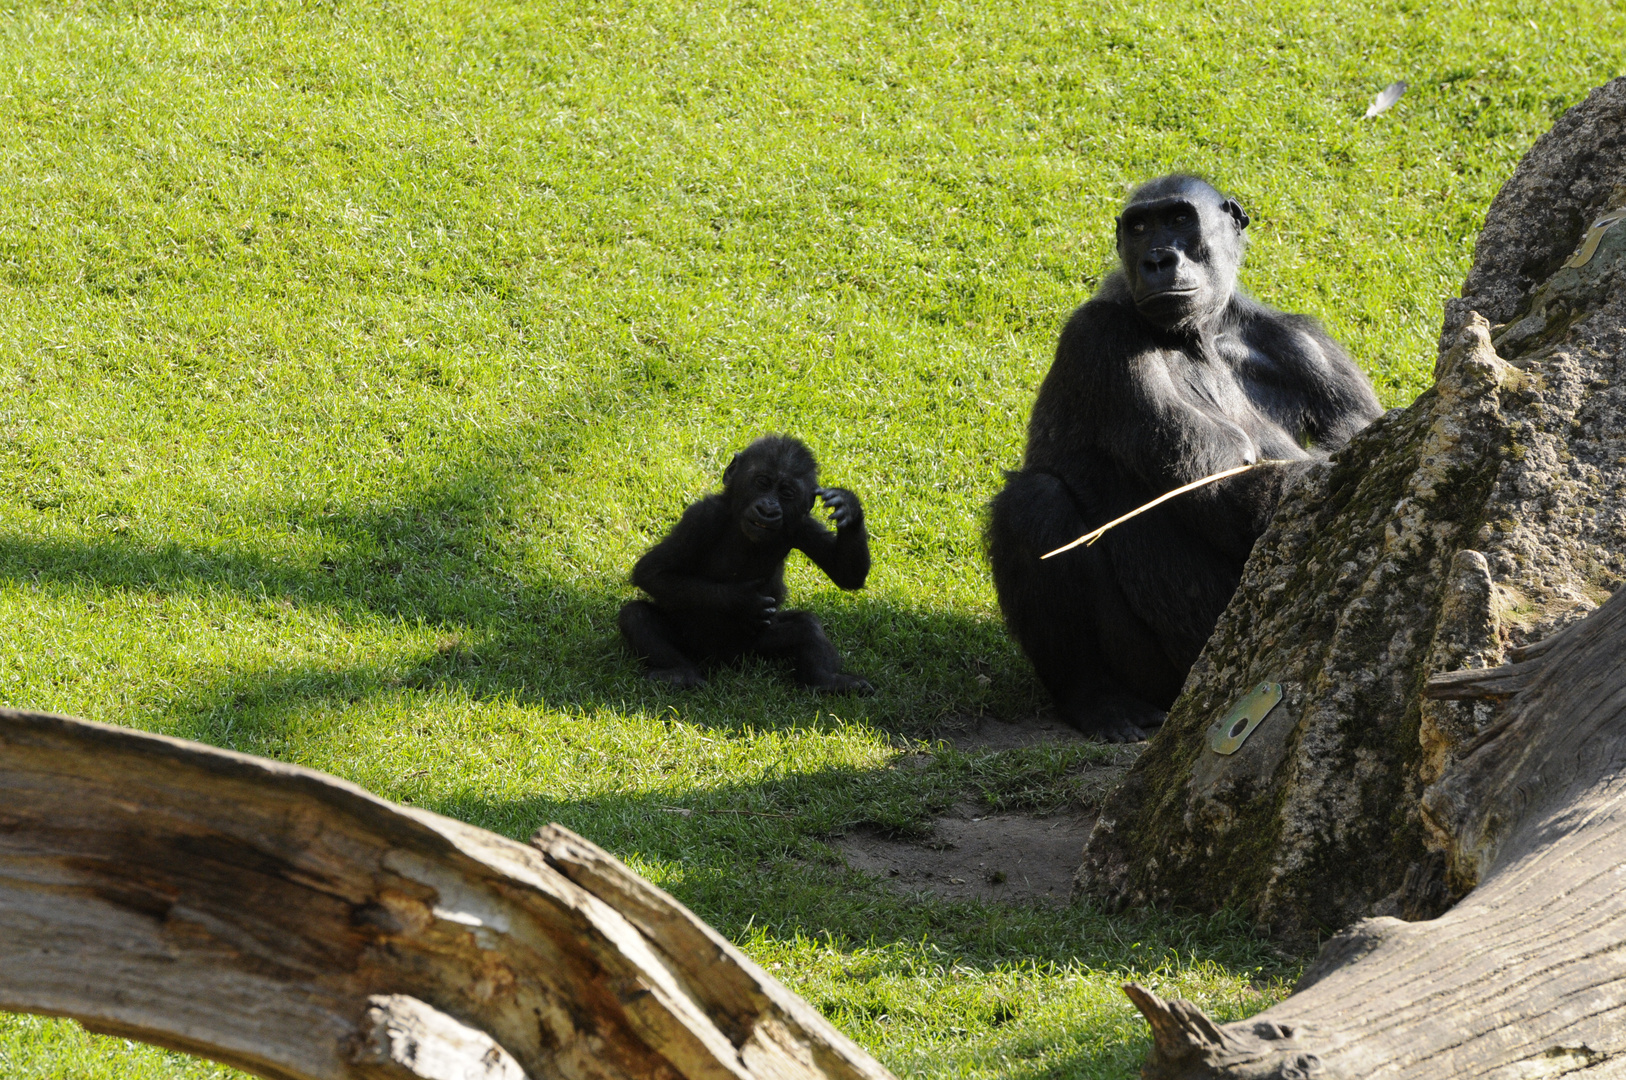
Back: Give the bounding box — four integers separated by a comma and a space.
809, 672, 874, 695
1063, 695, 1166, 743
646, 665, 707, 689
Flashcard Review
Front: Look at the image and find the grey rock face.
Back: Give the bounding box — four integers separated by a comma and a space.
1077, 78, 1626, 941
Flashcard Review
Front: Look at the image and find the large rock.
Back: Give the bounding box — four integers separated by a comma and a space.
1076, 78, 1626, 941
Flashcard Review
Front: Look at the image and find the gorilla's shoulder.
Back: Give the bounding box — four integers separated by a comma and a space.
1055, 275, 1142, 365
1230, 290, 1328, 337
676, 493, 730, 527
1070, 271, 1135, 322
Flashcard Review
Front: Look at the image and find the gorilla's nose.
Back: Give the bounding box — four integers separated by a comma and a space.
1142, 249, 1178, 275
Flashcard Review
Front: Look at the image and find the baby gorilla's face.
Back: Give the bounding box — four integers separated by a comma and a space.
734, 465, 812, 543
721, 437, 819, 545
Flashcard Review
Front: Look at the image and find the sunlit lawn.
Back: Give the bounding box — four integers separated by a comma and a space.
0, 0, 1621, 1075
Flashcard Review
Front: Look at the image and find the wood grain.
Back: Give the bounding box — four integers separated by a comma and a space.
1127, 587, 1626, 1078
0, 709, 895, 1080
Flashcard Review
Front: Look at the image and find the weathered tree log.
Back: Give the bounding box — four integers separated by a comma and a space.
0, 708, 896, 1080
1122, 583, 1626, 1078
1078, 76, 1626, 940
1419, 655, 1544, 701
1418, 596, 1590, 703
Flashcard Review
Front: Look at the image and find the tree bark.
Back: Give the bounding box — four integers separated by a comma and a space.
0, 708, 895, 1080
1077, 76, 1626, 942
1123, 584, 1626, 1078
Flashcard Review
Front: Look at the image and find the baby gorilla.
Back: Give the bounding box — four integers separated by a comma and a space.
619, 435, 872, 693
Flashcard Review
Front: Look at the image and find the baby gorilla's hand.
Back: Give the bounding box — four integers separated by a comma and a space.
734, 584, 778, 627
815, 487, 863, 530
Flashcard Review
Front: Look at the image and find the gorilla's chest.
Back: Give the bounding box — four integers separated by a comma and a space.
700, 539, 789, 586
1169, 339, 1306, 452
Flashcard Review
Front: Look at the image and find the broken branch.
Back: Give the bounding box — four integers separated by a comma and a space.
1041, 461, 1292, 559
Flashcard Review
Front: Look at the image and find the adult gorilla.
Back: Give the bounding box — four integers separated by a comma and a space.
986, 175, 1383, 742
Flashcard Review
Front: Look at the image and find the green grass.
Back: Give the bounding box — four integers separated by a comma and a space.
0, 0, 1621, 1076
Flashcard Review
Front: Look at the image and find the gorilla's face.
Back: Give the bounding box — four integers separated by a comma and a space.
723, 439, 817, 545
734, 468, 808, 542
1115, 177, 1248, 331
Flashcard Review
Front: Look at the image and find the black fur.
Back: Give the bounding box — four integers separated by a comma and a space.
620, 435, 872, 693
986, 175, 1384, 742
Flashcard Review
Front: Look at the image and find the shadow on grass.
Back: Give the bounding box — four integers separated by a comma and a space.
450, 773, 1294, 1080
418, 774, 1293, 978
0, 461, 1044, 738
0, 467, 1276, 1079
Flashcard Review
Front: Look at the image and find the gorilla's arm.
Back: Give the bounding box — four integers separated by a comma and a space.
631, 497, 775, 618
1116, 357, 1294, 553
790, 487, 870, 590
1239, 304, 1386, 449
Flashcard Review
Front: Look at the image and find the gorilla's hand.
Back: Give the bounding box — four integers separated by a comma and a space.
734, 584, 778, 626
815, 487, 863, 530
1066, 695, 1166, 744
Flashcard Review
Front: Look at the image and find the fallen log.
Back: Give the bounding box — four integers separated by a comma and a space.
1125, 585, 1626, 1078
0, 708, 896, 1080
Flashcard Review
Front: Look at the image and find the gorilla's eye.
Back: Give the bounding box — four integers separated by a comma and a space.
754, 475, 773, 491
780, 485, 797, 499
1130, 222, 1146, 234
1174, 212, 1190, 223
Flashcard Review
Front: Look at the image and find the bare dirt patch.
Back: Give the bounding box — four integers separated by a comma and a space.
840, 718, 1144, 905
931, 712, 1097, 752
840, 804, 1098, 905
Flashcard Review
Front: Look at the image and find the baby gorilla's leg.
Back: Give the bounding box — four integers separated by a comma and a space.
754, 610, 871, 694
618, 600, 707, 688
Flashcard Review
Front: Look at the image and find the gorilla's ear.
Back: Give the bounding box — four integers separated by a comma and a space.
1113, 214, 1125, 247
1222, 198, 1251, 232
722, 452, 741, 486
